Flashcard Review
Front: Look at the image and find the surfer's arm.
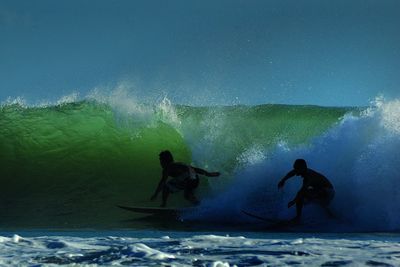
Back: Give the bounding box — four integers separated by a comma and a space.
151, 171, 168, 200
278, 170, 296, 189
193, 167, 220, 177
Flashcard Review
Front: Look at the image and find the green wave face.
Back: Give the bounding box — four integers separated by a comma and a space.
0, 101, 351, 227
0, 102, 191, 227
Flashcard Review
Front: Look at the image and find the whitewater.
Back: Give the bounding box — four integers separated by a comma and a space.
1, 231, 400, 266
1, 92, 400, 266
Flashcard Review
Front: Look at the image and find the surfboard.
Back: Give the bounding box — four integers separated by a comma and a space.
241, 210, 282, 223
242, 210, 321, 230
117, 205, 191, 216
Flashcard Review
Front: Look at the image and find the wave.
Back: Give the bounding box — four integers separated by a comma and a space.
0, 93, 357, 228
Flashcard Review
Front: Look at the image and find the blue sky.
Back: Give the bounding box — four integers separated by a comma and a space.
1, 0, 399, 106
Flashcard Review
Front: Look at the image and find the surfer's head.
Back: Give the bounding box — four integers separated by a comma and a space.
159, 150, 174, 168
293, 159, 307, 175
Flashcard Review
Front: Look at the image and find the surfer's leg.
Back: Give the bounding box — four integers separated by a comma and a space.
294, 189, 305, 221
183, 178, 200, 205
161, 187, 170, 207
184, 189, 200, 205
320, 188, 335, 218
162, 178, 185, 207
295, 200, 303, 221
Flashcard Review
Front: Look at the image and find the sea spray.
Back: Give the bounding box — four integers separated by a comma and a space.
176, 104, 350, 180
193, 98, 400, 231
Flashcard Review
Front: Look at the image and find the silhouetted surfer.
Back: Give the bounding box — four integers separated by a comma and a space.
151, 150, 220, 207
278, 159, 335, 222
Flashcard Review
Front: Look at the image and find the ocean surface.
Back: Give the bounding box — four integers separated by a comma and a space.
1, 95, 400, 265
1, 230, 400, 266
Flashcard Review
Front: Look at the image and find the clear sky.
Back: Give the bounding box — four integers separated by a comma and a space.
1, 0, 399, 106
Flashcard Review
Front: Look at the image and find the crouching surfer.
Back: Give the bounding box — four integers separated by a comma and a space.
151, 150, 220, 207
278, 159, 335, 222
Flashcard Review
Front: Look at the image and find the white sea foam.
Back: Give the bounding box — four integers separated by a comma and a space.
131, 243, 175, 260
56, 92, 80, 105
0, 233, 398, 266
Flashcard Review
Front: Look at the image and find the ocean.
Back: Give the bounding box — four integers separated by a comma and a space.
1, 230, 400, 266
1, 94, 400, 266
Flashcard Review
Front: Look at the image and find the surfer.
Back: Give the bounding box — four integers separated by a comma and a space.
151, 150, 220, 207
278, 159, 334, 222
